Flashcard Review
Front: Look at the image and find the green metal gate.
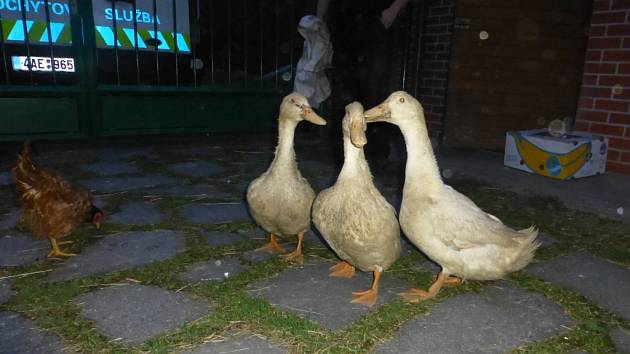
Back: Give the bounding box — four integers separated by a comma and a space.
0, 0, 305, 141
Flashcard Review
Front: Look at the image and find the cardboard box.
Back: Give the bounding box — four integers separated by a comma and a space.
504, 129, 608, 180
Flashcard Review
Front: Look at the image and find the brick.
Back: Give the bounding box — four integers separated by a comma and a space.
574, 121, 591, 132
591, 11, 627, 24
425, 112, 441, 122
425, 61, 446, 70
595, 99, 629, 112
608, 149, 621, 161
602, 50, 630, 61
612, 0, 630, 10
430, 6, 451, 16
619, 64, 630, 74
582, 74, 598, 85
589, 25, 607, 37
433, 87, 447, 96
590, 123, 626, 136
607, 161, 630, 174
585, 50, 603, 61
612, 87, 630, 99
420, 96, 443, 105
426, 25, 448, 34
627, 127, 630, 137
422, 34, 439, 43
610, 112, 630, 124
584, 63, 617, 74
599, 75, 630, 86
594, 0, 611, 11
577, 110, 609, 122
425, 16, 441, 25
610, 137, 630, 150
578, 98, 594, 109
588, 37, 623, 49
440, 15, 454, 24
621, 152, 630, 162
607, 24, 630, 36
580, 86, 612, 98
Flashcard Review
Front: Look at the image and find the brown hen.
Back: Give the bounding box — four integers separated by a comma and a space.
11, 141, 104, 258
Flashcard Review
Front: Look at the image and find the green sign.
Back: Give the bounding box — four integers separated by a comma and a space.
0, 0, 72, 45
92, 0, 190, 53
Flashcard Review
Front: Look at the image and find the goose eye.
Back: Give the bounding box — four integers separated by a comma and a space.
399, 97, 405, 103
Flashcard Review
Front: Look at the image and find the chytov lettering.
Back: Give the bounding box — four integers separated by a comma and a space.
104, 8, 161, 24
0, 0, 71, 16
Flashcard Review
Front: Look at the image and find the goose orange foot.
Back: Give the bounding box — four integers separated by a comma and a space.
438, 274, 463, 286
399, 288, 432, 303
329, 261, 355, 278
351, 271, 381, 308
256, 234, 285, 254
281, 231, 304, 264
400, 272, 450, 302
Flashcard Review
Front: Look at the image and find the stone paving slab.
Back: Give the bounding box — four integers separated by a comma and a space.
144, 185, 232, 199
203, 231, 247, 247
167, 161, 224, 177
0, 311, 74, 354
0, 209, 19, 229
243, 249, 274, 263
180, 259, 244, 282
49, 231, 185, 282
237, 227, 267, 240
81, 161, 141, 176
0, 280, 14, 304
0, 171, 11, 185
376, 282, 572, 353
170, 146, 225, 158
76, 284, 211, 345
0, 232, 49, 267
526, 252, 630, 320
247, 259, 409, 330
79, 175, 177, 193
109, 201, 165, 225
98, 148, 154, 161
611, 326, 630, 353
180, 203, 250, 224
184, 333, 287, 354
538, 233, 558, 247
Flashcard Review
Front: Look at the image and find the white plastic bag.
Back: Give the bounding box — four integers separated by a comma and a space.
294, 15, 333, 109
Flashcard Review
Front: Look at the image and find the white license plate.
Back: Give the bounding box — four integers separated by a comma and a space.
11, 56, 75, 73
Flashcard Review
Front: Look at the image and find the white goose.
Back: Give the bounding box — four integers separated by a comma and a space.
364, 91, 539, 301
246, 93, 326, 262
312, 102, 400, 307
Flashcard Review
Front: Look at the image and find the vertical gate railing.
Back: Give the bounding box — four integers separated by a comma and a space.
0, 0, 315, 139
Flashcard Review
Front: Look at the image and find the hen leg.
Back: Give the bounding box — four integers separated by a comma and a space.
256, 234, 285, 254
329, 261, 356, 278
351, 271, 381, 307
48, 237, 76, 258
281, 231, 304, 263
400, 271, 448, 302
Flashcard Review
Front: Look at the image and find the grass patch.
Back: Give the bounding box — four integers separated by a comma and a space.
1, 175, 629, 353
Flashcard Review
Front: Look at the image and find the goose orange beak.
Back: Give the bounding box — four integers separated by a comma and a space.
364, 103, 390, 123
350, 120, 367, 148
301, 105, 327, 125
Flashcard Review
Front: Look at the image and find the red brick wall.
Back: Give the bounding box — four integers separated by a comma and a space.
418, 0, 456, 139
575, 0, 630, 175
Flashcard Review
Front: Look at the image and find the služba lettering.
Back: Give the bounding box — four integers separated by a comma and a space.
104, 8, 161, 25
